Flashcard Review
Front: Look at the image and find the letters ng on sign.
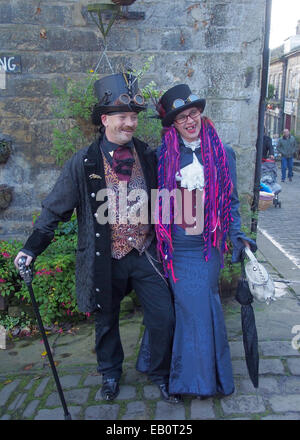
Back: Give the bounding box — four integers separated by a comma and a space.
0, 55, 21, 73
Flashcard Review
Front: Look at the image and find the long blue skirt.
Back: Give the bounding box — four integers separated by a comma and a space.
136, 226, 234, 397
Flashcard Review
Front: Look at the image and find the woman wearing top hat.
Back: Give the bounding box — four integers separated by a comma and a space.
136, 84, 257, 398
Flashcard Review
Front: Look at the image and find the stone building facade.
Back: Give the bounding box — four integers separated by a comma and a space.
266, 20, 300, 140
0, 0, 267, 241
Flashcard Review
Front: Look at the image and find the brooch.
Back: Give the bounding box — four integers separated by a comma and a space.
89, 174, 102, 180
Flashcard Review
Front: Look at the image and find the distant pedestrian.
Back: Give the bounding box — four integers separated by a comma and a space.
277, 129, 297, 182
262, 132, 274, 160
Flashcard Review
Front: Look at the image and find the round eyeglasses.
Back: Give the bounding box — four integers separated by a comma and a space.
174, 108, 201, 124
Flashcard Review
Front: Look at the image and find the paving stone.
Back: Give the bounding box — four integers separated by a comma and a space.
259, 341, 299, 357
229, 341, 246, 358
46, 388, 90, 407
232, 360, 249, 376
59, 375, 81, 389
267, 395, 300, 412
286, 358, 300, 375
261, 413, 300, 420
0, 414, 11, 420
85, 404, 120, 420
190, 398, 215, 419
259, 359, 285, 375
24, 378, 36, 391
221, 395, 266, 415
8, 392, 27, 411
95, 385, 136, 401
154, 401, 186, 420
23, 400, 40, 419
122, 401, 148, 420
34, 377, 50, 397
34, 406, 81, 420
282, 377, 300, 393
123, 368, 146, 384
83, 375, 101, 387
143, 385, 160, 399
0, 380, 21, 405
239, 377, 280, 394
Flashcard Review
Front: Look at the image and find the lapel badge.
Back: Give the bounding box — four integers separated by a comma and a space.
89, 173, 102, 180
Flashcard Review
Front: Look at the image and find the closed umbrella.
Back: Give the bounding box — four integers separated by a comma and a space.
235, 265, 259, 389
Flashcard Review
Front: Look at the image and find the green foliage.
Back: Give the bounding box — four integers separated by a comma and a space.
52, 72, 98, 121
267, 83, 275, 100
51, 58, 164, 166
0, 213, 84, 327
135, 109, 162, 148
51, 72, 98, 166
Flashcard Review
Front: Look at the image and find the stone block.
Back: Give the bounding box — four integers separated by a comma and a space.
85, 404, 120, 420
46, 388, 90, 407
0, 380, 21, 406
83, 374, 101, 387
190, 398, 216, 419
267, 395, 300, 413
154, 401, 186, 420
221, 394, 266, 415
259, 359, 285, 375
262, 413, 300, 420
287, 358, 300, 375
34, 406, 81, 420
8, 392, 27, 411
161, 28, 193, 52
238, 377, 280, 394
23, 399, 40, 419
34, 377, 50, 398
260, 341, 299, 357
95, 385, 136, 401
143, 385, 160, 399
59, 375, 82, 389
0, 4, 12, 24
282, 377, 300, 394
122, 401, 147, 420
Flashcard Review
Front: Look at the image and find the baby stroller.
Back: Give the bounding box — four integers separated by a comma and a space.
260, 159, 282, 208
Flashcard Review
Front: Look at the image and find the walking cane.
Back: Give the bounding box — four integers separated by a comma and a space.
18, 256, 72, 420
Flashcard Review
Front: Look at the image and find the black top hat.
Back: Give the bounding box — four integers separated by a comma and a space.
91, 73, 147, 126
158, 84, 206, 127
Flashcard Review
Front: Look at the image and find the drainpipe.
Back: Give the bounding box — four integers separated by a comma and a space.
280, 57, 288, 132
251, 0, 272, 234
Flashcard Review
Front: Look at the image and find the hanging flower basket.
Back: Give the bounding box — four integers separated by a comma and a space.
0, 185, 13, 210
112, 0, 137, 5
0, 140, 11, 164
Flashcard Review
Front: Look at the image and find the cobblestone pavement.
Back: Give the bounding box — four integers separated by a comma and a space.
258, 163, 300, 267
1, 163, 300, 421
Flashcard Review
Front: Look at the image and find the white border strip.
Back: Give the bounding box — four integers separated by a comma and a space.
258, 226, 300, 269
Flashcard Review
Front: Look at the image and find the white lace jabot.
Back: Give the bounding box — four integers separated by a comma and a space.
176, 139, 205, 191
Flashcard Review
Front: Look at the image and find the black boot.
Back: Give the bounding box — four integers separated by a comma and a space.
101, 378, 120, 401
158, 384, 182, 404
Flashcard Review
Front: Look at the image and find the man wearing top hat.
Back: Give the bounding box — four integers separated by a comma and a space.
14, 73, 180, 404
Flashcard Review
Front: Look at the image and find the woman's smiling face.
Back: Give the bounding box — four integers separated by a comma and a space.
173, 107, 202, 142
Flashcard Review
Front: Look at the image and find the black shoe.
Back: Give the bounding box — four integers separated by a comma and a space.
281, 179, 285, 182
158, 384, 182, 404
101, 378, 120, 401
289, 177, 292, 182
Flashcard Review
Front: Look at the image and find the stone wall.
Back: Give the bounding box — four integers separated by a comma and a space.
0, 0, 266, 241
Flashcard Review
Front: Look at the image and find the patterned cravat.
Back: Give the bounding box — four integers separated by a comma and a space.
112, 146, 134, 182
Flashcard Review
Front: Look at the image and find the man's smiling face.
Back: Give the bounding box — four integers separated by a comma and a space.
101, 112, 139, 145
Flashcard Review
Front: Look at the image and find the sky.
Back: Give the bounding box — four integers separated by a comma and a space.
269, 0, 300, 48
